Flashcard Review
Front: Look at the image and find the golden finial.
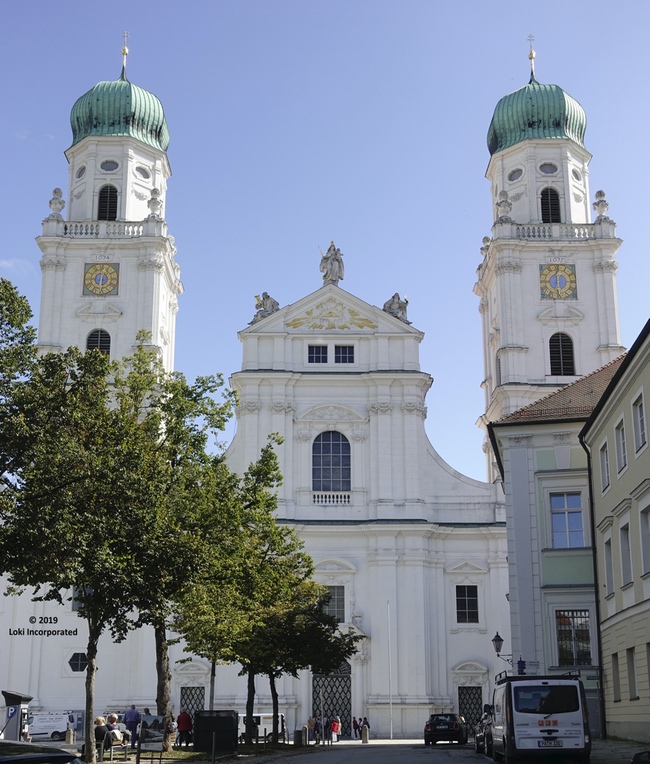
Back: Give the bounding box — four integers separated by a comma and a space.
122, 30, 129, 72
528, 34, 536, 79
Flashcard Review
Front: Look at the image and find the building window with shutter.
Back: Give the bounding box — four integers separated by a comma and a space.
97, 185, 118, 220
549, 333, 575, 375
541, 187, 561, 223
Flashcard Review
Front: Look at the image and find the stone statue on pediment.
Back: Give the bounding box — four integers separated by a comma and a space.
320, 241, 344, 285
250, 291, 280, 324
383, 293, 411, 324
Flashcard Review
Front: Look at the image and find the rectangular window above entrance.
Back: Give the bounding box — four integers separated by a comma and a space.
308, 346, 328, 363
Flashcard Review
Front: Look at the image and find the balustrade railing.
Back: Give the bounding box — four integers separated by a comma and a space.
514, 224, 596, 240
62, 222, 145, 237
312, 492, 351, 505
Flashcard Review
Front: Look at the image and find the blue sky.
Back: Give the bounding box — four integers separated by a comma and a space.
2, 0, 649, 480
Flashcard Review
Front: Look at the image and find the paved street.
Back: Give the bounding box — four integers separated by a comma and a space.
249, 737, 650, 763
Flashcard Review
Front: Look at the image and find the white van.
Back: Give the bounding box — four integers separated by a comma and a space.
27, 712, 74, 741
237, 713, 285, 743
490, 674, 591, 763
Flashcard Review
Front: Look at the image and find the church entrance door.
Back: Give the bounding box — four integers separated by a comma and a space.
312, 662, 352, 737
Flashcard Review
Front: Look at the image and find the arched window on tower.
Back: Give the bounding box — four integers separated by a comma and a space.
312, 431, 351, 495
97, 185, 118, 220
549, 332, 575, 376
541, 187, 561, 223
86, 329, 111, 357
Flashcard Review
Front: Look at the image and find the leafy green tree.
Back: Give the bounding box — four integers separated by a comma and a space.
0, 279, 37, 477
0, 336, 234, 761
259, 584, 360, 741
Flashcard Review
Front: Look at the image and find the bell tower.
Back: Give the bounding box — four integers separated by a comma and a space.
475, 48, 624, 480
35, 43, 182, 371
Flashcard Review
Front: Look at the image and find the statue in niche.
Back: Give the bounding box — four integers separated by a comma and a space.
250, 291, 280, 324
320, 241, 344, 285
383, 293, 411, 324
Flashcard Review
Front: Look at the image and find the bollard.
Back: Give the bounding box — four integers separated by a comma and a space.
361, 725, 369, 744
65, 729, 75, 744
302, 725, 308, 746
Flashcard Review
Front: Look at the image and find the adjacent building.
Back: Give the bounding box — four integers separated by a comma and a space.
581, 318, 650, 742
489, 358, 624, 733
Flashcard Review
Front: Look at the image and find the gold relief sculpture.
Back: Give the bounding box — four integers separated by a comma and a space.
285, 298, 377, 330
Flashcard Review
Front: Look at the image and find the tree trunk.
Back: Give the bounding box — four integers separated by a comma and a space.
209, 660, 215, 711
84, 619, 102, 764
269, 673, 279, 743
153, 620, 174, 752
245, 667, 256, 745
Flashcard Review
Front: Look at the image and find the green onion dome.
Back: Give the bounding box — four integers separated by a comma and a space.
487, 74, 586, 156
70, 68, 169, 152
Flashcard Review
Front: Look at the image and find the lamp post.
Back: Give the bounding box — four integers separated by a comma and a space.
491, 631, 512, 665
492, 632, 526, 675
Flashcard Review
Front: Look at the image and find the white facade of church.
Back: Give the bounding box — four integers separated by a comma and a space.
13, 54, 624, 739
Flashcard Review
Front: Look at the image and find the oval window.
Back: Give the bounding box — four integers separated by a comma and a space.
76, 166, 86, 179
539, 163, 558, 175
507, 168, 523, 182
100, 160, 119, 172
135, 166, 151, 180
572, 168, 582, 181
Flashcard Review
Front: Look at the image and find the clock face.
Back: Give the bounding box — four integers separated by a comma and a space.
539, 263, 577, 299
84, 263, 119, 296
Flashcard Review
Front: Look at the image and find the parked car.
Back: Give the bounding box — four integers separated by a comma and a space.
423, 713, 467, 746
474, 711, 493, 756
0, 740, 81, 764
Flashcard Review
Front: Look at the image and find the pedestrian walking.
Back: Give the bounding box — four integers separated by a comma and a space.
352, 717, 359, 738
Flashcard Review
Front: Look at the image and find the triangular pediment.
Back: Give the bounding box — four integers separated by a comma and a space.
240, 285, 422, 337
446, 560, 488, 574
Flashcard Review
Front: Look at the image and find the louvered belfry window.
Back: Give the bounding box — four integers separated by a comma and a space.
541, 187, 561, 223
86, 329, 111, 356
97, 185, 118, 220
549, 332, 575, 375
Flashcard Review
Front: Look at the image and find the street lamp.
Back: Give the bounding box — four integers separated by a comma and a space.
491, 631, 512, 665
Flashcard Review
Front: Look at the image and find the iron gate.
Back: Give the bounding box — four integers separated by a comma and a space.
312, 662, 351, 737
180, 686, 205, 722
458, 685, 483, 737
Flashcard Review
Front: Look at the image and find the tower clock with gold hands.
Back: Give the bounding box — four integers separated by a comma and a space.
539, 263, 577, 299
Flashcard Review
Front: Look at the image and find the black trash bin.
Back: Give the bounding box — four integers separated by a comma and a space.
193, 710, 238, 753
293, 729, 302, 746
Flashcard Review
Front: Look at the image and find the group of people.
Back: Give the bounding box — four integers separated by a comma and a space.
352, 716, 370, 739
306, 714, 369, 743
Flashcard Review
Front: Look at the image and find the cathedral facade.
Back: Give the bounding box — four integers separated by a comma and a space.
1, 48, 623, 739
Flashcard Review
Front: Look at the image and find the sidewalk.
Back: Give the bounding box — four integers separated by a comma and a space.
306, 735, 650, 762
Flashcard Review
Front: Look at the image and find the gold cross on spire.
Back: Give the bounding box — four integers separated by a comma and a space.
122, 30, 129, 71
528, 34, 536, 78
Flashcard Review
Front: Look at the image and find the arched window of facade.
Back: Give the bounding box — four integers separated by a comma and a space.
86, 329, 111, 356
312, 431, 351, 492
541, 187, 561, 223
549, 332, 575, 376
97, 185, 118, 220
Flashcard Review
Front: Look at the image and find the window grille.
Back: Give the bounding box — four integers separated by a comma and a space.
97, 185, 118, 220
549, 333, 575, 375
69, 653, 88, 672
555, 609, 591, 666
541, 187, 561, 223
